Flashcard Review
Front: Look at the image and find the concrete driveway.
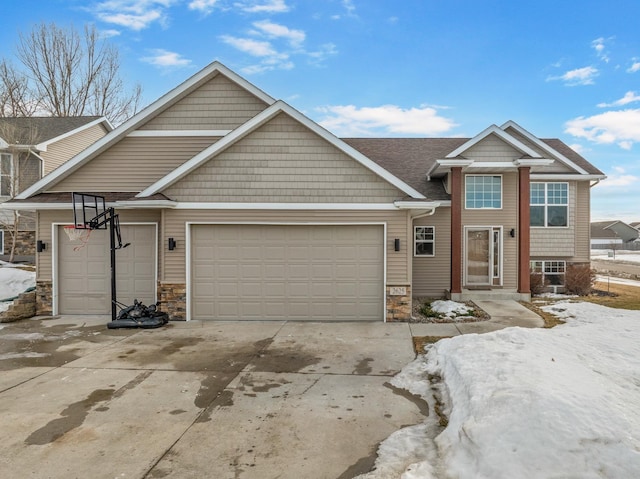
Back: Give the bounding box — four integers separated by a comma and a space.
0, 316, 424, 479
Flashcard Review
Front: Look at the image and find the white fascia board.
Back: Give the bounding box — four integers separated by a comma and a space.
17, 62, 274, 200
446, 124, 542, 159
394, 201, 447, 209
173, 202, 400, 210
115, 200, 177, 209
514, 159, 555, 167
139, 100, 426, 200
501, 120, 589, 175
531, 174, 607, 181
35, 117, 112, 151
128, 130, 231, 137
466, 161, 518, 169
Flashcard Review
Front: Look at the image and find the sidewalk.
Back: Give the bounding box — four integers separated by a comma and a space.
409, 300, 544, 337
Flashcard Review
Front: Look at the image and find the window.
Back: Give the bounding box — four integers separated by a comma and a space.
0, 230, 3, 254
0, 153, 12, 197
530, 260, 566, 287
414, 226, 435, 256
465, 175, 502, 209
531, 182, 568, 227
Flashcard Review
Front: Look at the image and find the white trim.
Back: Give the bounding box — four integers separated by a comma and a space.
185, 221, 388, 322
446, 125, 542, 159
17, 61, 276, 200
35, 117, 113, 152
0, 229, 4, 255
174, 202, 399, 210
394, 200, 448, 209
138, 101, 426, 199
501, 120, 589, 175
531, 174, 606, 181
0, 138, 8, 149
52, 222, 158, 315
413, 225, 435, 257
514, 159, 555, 167
127, 130, 231, 137
463, 226, 503, 287
116, 200, 177, 209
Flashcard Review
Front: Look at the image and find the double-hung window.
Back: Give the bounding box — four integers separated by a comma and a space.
0, 153, 12, 197
465, 175, 502, 209
531, 182, 568, 227
530, 260, 566, 287
414, 226, 435, 256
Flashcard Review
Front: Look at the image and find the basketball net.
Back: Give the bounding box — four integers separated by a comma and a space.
63, 225, 92, 251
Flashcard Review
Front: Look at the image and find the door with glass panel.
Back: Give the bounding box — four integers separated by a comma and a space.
465, 227, 501, 286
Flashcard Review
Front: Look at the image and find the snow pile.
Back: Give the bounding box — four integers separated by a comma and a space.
430, 300, 473, 320
0, 266, 36, 312
591, 250, 640, 263
366, 301, 640, 478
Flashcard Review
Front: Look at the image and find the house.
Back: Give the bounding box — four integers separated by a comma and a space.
590, 221, 640, 248
0, 116, 112, 256
3, 62, 605, 321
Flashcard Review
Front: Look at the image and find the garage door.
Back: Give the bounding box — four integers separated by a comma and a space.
57, 224, 156, 314
191, 224, 384, 321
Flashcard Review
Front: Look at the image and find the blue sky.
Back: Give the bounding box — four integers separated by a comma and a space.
1, 0, 639, 221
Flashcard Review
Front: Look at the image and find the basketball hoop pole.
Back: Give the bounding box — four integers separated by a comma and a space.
72, 193, 130, 322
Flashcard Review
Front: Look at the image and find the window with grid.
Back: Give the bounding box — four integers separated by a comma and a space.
465, 175, 502, 209
530, 182, 568, 227
0, 153, 12, 197
530, 260, 566, 286
414, 226, 435, 256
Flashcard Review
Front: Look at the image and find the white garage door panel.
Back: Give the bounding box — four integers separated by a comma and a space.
57, 225, 156, 314
191, 224, 384, 321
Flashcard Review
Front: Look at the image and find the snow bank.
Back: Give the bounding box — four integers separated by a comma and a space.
0, 266, 36, 312
371, 301, 640, 478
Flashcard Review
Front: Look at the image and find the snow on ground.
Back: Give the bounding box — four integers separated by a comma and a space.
591, 249, 640, 263
0, 265, 36, 312
360, 301, 640, 478
430, 300, 473, 320
595, 275, 640, 288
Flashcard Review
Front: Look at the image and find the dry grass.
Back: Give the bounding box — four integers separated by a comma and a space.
586, 281, 640, 310
520, 301, 565, 328
412, 335, 452, 354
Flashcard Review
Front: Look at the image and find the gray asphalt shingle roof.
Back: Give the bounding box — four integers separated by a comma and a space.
0, 116, 102, 145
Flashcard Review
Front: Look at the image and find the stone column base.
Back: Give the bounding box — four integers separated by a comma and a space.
158, 282, 187, 321
36, 281, 53, 316
386, 285, 412, 322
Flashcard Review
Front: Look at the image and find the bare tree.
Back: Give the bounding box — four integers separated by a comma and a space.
13, 23, 142, 125
0, 60, 38, 117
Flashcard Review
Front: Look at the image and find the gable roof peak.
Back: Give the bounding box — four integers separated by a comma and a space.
445, 123, 542, 159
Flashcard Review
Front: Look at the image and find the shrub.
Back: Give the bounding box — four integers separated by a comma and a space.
530, 272, 545, 295
565, 264, 595, 296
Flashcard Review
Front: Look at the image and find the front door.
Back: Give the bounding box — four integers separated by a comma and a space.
465, 227, 501, 287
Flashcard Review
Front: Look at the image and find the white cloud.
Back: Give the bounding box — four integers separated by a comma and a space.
591, 37, 612, 63
316, 104, 458, 137
568, 143, 588, 155
90, 0, 176, 30
99, 29, 122, 38
141, 49, 192, 67
220, 35, 276, 57
235, 0, 289, 13
595, 170, 638, 188
597, 91, 640, 108
188, 0, 218, 15
307, 43, 338, 65
627, 60, 640, 73
547, 66, 598, 86
252, 20, 305, 47
565, 109, 640, 148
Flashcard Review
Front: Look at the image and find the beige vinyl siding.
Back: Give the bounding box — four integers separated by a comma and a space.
574, 181, 591, 262
41, 123, 108, 174
530, 182, 577, 258
165, 113, 405, 203
140, 73, 269, 131
161, 209, 409, 285
464, 135, 524, 162
412, 208, 451, 297
51, 137, 219, 192
18, 154, 42, 194
37, 209, 161, 281
503, 128, 575, 174
461, 172, 518, 289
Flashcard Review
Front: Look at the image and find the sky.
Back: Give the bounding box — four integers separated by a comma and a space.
361, 299, 640, 478
0, 0, 639, 221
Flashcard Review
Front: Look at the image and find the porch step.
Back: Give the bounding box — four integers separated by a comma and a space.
447, 289, 531, 302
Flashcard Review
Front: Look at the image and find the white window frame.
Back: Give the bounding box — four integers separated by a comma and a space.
465, 174, 503, 209
530, 260, 566, 289
0, 153, 13, 197
530, 182, 569, 228
0, 229, 4, 255
414, 226, 435, 257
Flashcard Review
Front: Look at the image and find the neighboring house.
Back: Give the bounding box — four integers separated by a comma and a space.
591, 221, 640, 247
0, 116, 112, 256
631, 222, 640, 232
4, 62, 605, 321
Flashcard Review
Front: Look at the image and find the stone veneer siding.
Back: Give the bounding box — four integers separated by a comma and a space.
36, 280, 53, 316
158, 282, 186, 321
3, 230, 36, 256
386, 285, 412, 322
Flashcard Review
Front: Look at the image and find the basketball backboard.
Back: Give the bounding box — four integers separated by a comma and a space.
72, 193, 107, 229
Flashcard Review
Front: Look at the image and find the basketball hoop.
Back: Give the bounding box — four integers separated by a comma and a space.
64, 225, 92, 251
